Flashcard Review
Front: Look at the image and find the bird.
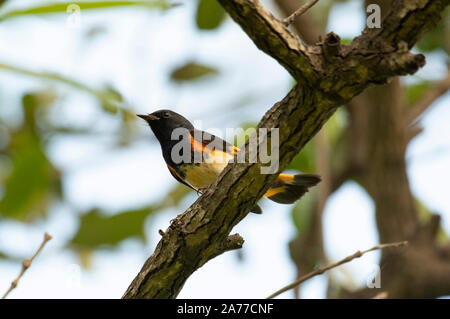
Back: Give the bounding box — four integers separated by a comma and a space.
138, 109, 321, 214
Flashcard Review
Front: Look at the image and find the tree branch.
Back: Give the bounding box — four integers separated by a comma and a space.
2, 232, 52, 299
216, 0, 320, 83
282, 0, 320, 27
123, 0, 449, 299
274, 0, 323, 44
267, 241, 408, 299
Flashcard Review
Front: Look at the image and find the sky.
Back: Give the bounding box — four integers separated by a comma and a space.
0, 0, 449, 299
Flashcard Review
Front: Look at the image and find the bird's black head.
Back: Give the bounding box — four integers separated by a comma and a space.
137, 109, 194, 145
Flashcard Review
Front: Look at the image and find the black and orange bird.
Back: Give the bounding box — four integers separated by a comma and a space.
138, 110, 320, 213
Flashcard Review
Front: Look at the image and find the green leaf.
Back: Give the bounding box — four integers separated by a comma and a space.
0, 93, 61, 222
196, 0, 226, 30
70, 206, 153, 249
170, 62, 219, 82
0, 1, 174, 21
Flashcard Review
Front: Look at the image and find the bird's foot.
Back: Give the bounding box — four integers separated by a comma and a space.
196, 187, 209, 196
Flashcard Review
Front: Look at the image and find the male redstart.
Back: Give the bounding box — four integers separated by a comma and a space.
138, 110, 320, 213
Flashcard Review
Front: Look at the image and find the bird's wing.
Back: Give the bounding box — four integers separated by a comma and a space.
191, 128, 239, 156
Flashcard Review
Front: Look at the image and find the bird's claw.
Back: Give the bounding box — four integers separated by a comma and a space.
196, 187, 209, 196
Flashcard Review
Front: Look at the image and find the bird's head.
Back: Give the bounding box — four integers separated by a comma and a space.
137, 109, 194, 143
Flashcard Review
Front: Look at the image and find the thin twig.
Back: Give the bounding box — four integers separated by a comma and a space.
2, 232, 52, 299
282, 0, 319, 26
267, 241, 408, 299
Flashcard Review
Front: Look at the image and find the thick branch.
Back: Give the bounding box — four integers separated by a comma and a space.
123, 0, 449, 299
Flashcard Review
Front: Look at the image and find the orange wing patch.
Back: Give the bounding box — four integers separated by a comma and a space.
264, 186, 287, 198
190, 134, 207, 152
229, 145, 239, 156
276, 173, 295, 185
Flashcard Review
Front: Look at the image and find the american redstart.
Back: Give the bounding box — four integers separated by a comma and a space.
138, 110, 320, 214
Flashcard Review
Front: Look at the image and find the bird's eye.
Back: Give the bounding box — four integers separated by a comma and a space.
163, 112, 170, 118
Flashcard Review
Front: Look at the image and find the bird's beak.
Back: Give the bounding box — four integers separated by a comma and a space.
137, 114, 160, 121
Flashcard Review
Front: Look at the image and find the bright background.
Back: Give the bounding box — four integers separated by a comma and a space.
0, 0, 449, 298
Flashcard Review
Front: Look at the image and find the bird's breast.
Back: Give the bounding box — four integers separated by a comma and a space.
178, 149, 234, 189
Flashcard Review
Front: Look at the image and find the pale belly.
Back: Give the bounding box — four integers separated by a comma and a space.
179, 150, 233, 189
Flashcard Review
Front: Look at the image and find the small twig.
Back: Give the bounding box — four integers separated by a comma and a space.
267, 241, 408, 299
2, 232, 52, 299
282, 0, 319, 26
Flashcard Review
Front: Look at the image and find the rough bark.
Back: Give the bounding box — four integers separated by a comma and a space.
123, 0, 449, 299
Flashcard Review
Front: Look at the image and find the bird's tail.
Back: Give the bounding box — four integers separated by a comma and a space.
264, 173, 321, 204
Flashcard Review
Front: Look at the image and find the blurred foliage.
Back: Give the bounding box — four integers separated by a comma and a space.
288, 109, 346, 175
71, 207, 152, 249
196, 0, 225, 30
170, 61, 219, 82
70, 183, 192, 253
288, 141, 315, 173
291, 190, 315, 235
0, 91, 62, 222
0, 0, 174, 21
288, 110, 346, 236
0, 1, 187, 264
0, 84, 195, 261
0, 63, 125, 114
406, 81, 433, 106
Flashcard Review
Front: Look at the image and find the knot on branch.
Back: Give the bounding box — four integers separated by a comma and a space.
222, 233, 245, 252
324, 32, 340, 46
379, 41, 425, 78
322, 32, 342, 61
204, 234, 245, 265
